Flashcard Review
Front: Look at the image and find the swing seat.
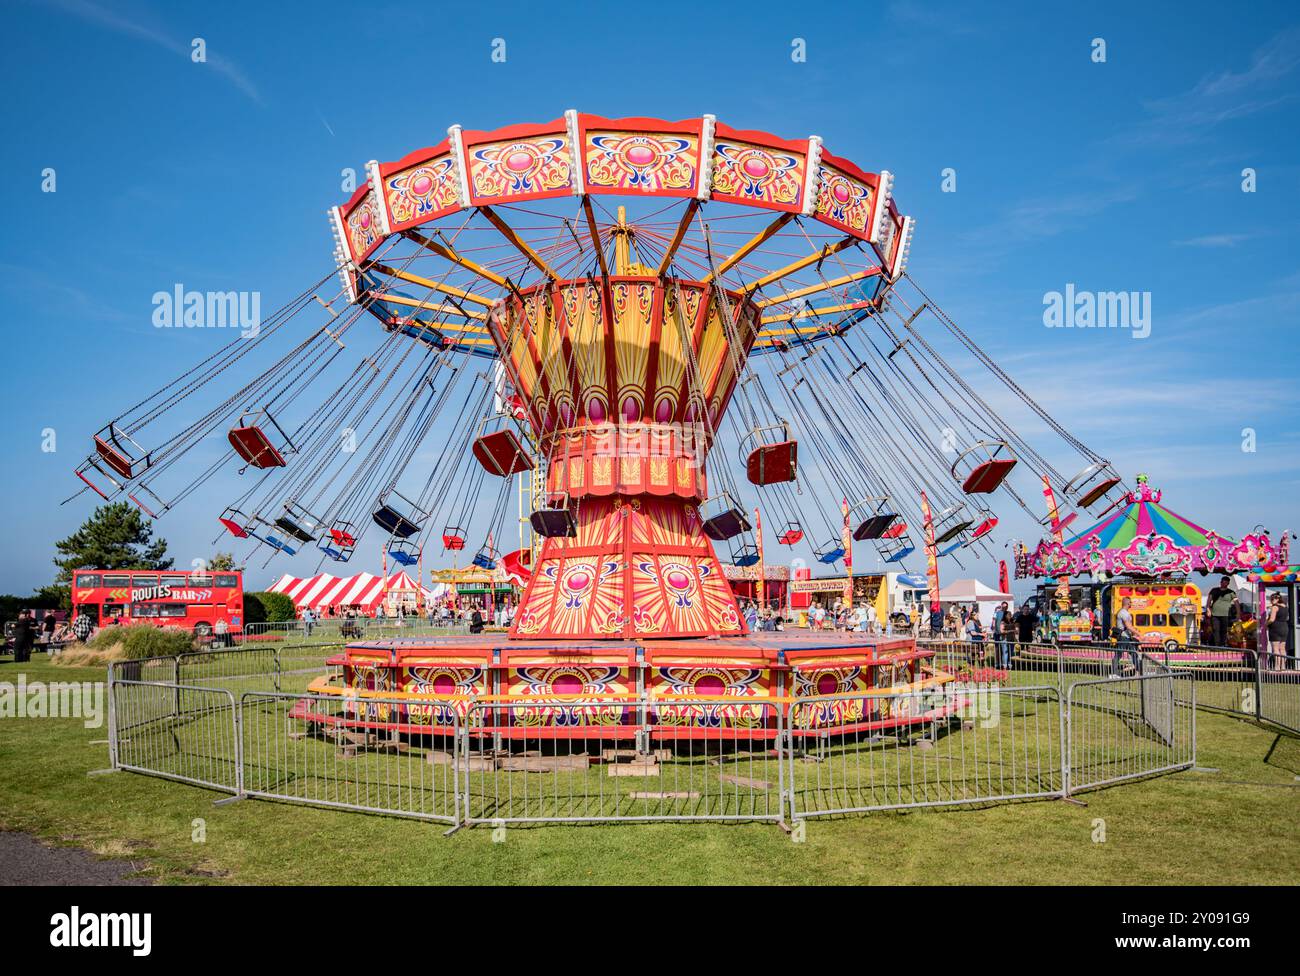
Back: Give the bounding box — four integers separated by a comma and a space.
745, 440, 798, 486
471, 549, 498, 571
881, 521, 908, 539
388, 545, 420, 567
778, 524, 803, 545
265, 534, 298, 556
853, 512, 898, 542
318, 543, 351, 563
442, 528, 467, 551
218, 508, 252, 539
94, 424, 151, 480
883, 543, 914, 563
1076, 477, 1121, 510
530, 507, 577, 538
815, 543, 845, 565
472, 429, 535, 477
702, 508, 751, 542
372, 504, 421, 539
228, 424, 288, 469
969, 516, 998, 541
329, 526, 357, 547
274, 516, 316, 544
961, 458, 1017, 494
938, 541, 964, 557
1048, 511, 1077, 534
732, 545, 760, 568
934, 519, 973, 546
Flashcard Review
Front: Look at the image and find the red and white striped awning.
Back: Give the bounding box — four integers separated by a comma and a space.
266, 571, 437, 613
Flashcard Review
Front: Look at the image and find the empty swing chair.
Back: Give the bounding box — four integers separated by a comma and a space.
951, 440, 1017, 495
228, 409, 295, 470
93, 423, 153, 480
318, 521, 357, 562
968, 513, 999, 542
740, 423, 798, 486
75, 454, 125, 501
699, 492, 752, 542
879, 534, 916, 563
849, 496, 899, 541
1063, 461, 1124, 511
730, 534, 760, 568
472, 414, 535, 477
777, 521, 804, 545
814, 539, 846, 565
530, 494, 577, 538
274, 502, 322, 545
387, 540, 421, 567
441, 525, 467, 551
471, 543, 500, 571
127, 484, 167, 518
217, 506, 256, 539
932, 504, 974, 545
371, 489, 429, 539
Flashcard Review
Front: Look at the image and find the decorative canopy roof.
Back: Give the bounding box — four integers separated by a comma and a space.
1016, 477, 1289, 579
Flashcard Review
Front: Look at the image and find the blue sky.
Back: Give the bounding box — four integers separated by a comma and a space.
2, 0, 1298, 595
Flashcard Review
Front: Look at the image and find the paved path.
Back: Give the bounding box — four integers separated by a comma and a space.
0, 831, 152, 885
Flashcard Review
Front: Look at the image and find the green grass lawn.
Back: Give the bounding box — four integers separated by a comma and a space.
1, 651, 1297, 885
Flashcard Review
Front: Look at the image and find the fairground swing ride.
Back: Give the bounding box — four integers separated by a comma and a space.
71, 111, 1136, 738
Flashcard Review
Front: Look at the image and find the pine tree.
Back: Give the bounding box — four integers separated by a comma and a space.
53, 502, 171, 583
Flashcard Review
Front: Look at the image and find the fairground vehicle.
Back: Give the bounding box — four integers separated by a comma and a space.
71, 569, 244, 637
1109, 579, 1201, 652
789, 572, 927, 627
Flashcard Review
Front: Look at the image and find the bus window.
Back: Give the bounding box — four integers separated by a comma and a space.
132, 574, 159, 586
214, 574, 238, 588
1135, 614, 1150, 626
159, 604, 188, 618
102, 574, 129, 587
103, 603, 126, 620
160, 574, 188, 587
75, 573, 100, 588
1152, 614, 1167, 626
131, 604, 158, 617
75, 604, 99, 625
1150, 587, 1166, 595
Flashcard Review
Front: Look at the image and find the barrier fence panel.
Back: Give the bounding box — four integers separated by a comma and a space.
112, 681, 241, 794
1257, 650, 1300, 735
238, 690, 461, 824
463, 698, 786, 825
1065, 671, 1195, 794
1170, 649, 1258, 718
788, 685, 1065, 819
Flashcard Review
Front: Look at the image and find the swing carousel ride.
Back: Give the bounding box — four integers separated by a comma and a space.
72, 110, 1216, 736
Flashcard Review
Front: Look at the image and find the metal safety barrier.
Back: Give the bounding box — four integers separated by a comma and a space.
101, 646, 1216, 830
1257, 650, 1300, 735
787, 684, 1065, 818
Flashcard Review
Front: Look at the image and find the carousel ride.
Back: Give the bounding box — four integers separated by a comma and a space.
71, 111, 1149, 736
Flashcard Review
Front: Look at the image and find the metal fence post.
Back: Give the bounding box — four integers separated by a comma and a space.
106, 664, 118, 769
1061, 685, 1072, 799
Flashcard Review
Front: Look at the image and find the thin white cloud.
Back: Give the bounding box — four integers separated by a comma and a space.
45, 0, 263, 105
1174, 233, 1252, 248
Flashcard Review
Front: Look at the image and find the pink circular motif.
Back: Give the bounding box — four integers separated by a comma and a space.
694, 674, 725, 695
553, 674, 583, 695
655, 397, 673, 423
506, 150, 533, 173
743, 157, 770, 179
359, 211, 372, 229
412, 175, 433, 195
833, 183, 850, 203
622, 396, 640, 422
587, 398, 606, 423
626, 145, 655, 166
433, 674, 456, 694
567, 571, 591, 592
816, 673, 839, 695
665, 569, 692, 591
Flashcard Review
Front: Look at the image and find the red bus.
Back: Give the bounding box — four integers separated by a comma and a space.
71, 569, 244, 637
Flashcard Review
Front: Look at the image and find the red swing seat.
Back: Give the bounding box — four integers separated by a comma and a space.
969, 516, 998, 541
229, 424, 288, 468
745, 440, 798, 486
1076, 477, 1120, 510
778, 523, 804, 545
472, 429, 535, 477
961, 457, 1017, 494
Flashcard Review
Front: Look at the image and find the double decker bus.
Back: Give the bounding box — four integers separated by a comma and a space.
71, 569, 244, 637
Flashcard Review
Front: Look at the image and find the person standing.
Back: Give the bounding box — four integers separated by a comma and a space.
11, 610, 36, 663
302, 606, 315, 638
992, 601, 1012, 669
1206, 576, 1235, 647
72, 611, 94, 643
1265, 593, 1289, 663
214, 616, 230, 648
1111, 596, 1141, 676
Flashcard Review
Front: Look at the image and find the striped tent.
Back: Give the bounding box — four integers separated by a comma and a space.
267, 571, 438, 613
